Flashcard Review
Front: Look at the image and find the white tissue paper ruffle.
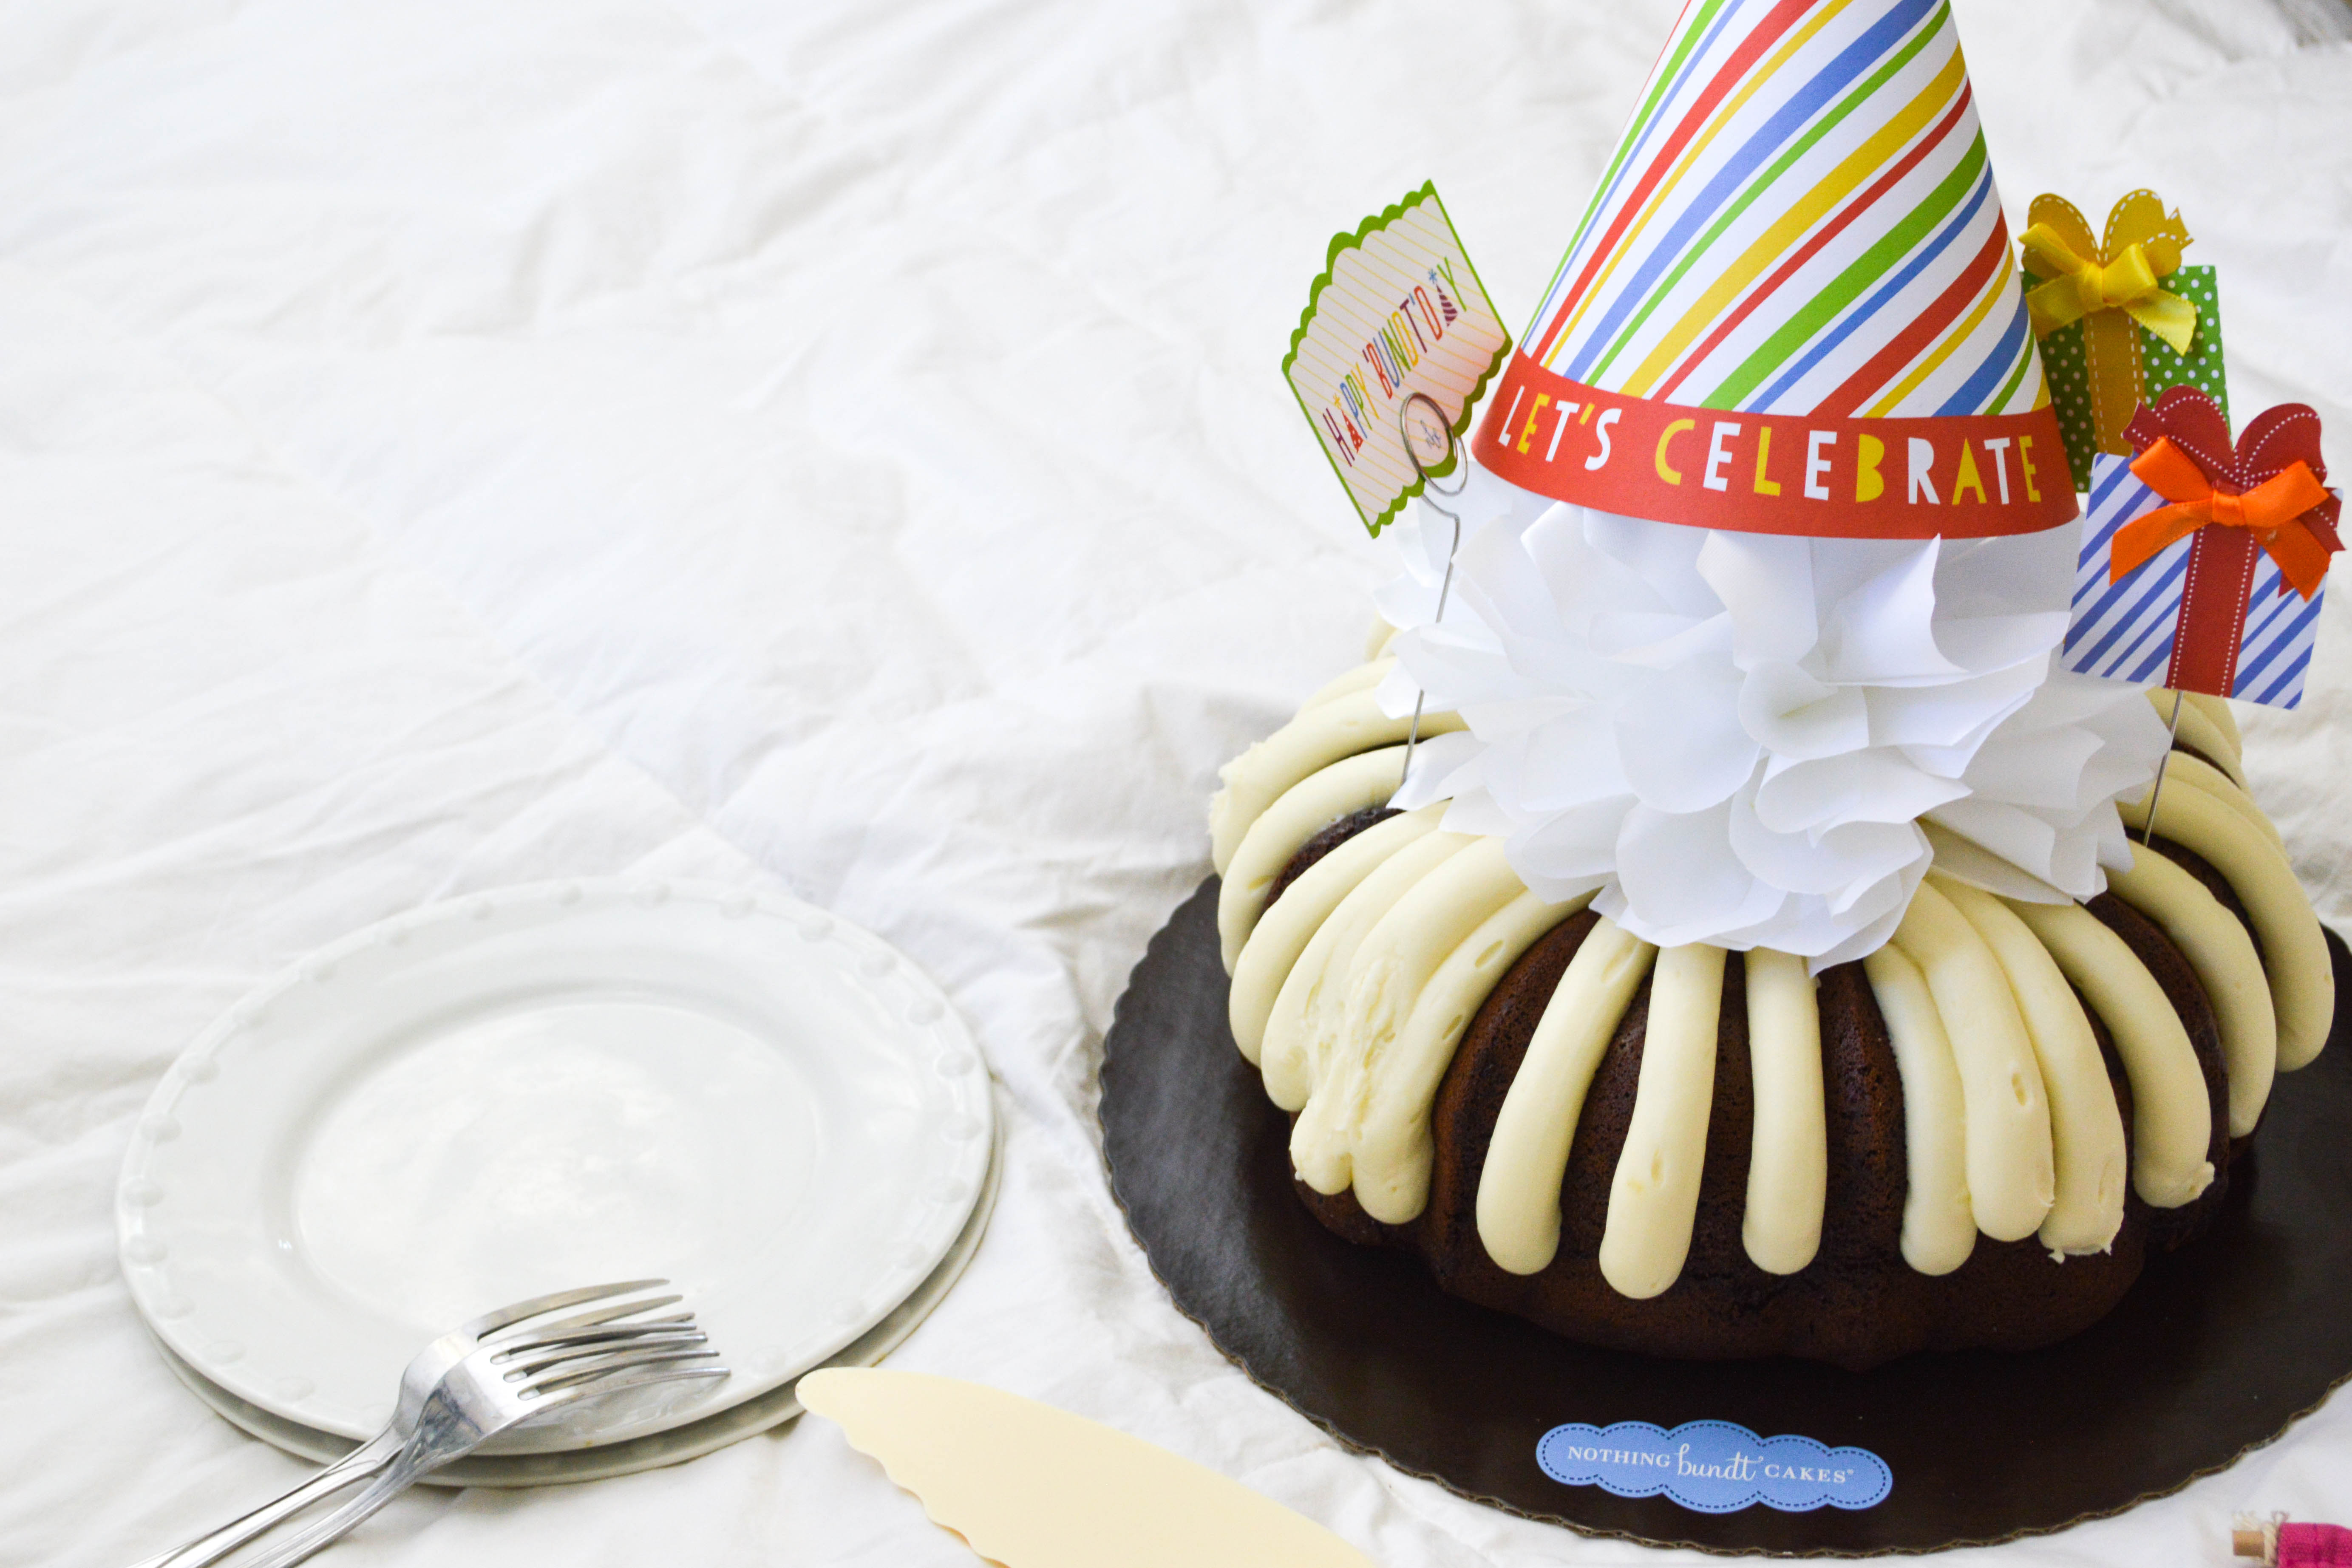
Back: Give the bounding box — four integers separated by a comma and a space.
1376, 469, 2171, 969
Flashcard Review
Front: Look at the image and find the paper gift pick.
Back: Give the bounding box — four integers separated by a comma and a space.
2064, 388, 2343, 706
799, 1368, 1379, 1568
2022, 190, 2229, 490
1473, 0, 2073, 541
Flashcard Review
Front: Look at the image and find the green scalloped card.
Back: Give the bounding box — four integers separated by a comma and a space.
1282, 183, 1510, 536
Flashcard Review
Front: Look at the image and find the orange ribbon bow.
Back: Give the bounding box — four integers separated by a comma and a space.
2112, 439, 2335, 599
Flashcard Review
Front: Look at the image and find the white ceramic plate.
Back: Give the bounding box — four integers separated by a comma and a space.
117, 879, 993, 1451
146, 1105, 1002, 1486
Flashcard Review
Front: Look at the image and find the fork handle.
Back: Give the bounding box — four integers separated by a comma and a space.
234, 1444, 441, 1568
123, 1431, 398, 1568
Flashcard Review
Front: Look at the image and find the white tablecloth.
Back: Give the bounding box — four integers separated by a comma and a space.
3, 2, 2348, 1562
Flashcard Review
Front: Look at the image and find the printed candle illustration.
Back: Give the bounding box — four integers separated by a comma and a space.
2064, 388, 2342, 707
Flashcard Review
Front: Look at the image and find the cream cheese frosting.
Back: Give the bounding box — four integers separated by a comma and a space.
1302, 838, 1533, 1203
1263, 828, 1471, 1117
1932, 875, 2126, 1256
2154, 749, 2281, 847
1353, 886, 1584, 1225
1739, 948, 1828, 1276
1218, 744, 1408, 970
1211, 587, 2327, 1300
2106, 846, 2275, 1136
1210, 686, 1465, 876
1598, 943, 1727, 1299
1302, 656, 1398, 713
1861, 942, 1976, 1276
2151, 688, 2250, 791
1476, 917, 1655, 1276
1230, 805, 1444, 1065
2004, 899, 2214, 1209
1888, 881, 2055, 1243
2118, 777, 2333, 1069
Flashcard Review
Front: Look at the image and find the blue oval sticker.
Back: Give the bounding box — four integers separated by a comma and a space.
1538, 1420, 1892, 1514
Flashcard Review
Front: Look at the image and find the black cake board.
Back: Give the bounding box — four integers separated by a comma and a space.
1100, 877, 2352, 1557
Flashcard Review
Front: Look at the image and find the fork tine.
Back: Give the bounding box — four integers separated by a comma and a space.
493, 1319, 701, 1361
462, 1279, 669, 1337
495, 1315, 695, 1361
519, 1342, 719, 1386
499, 1329, 709, 1377
497, 1324, 703, 1360
524, 1347, 723, 1397
508, 1295, 687, 1340
523, 1363, 732, 1415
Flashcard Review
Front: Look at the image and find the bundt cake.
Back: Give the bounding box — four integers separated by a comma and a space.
1207, 644, 2334, 1370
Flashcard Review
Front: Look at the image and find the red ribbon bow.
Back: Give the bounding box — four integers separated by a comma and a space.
2109, 389, 2343, 600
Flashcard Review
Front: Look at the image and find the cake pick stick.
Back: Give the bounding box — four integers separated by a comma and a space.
2142, 688, 2189, 847
1398, 392, 1467, 791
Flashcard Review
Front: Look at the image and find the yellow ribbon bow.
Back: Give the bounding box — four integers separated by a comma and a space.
2020, 191, 2200, 457
2018, 229, 2197, 354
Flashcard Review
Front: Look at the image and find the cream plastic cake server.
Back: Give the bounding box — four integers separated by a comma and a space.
798, 1368, 1378, 1568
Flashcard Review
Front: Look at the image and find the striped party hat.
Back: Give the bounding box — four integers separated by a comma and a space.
1473, 0, 2074, 541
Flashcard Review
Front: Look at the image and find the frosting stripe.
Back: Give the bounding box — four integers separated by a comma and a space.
1740, 949, 1828, 1276
2183, 690, 2242, 764
1476, 917, 1657, 1276
1890, 882, 2055, 1243
2106, 848, 2277, 1137
1208, 688, 1466, 874
2148, 689, 2250, 790
2003, 899, 2215, 1208
1355, 886, 1591, 1226
1293, 832, 1507, 1194
1599, 943, 1728, 1300
2118, 781, 2333, 1070
1933, 877, 2125, 1256
1323, 837, 1534, 1200
1217, 746, 1408, 971
1264, 831, 1471, 1117
1230, 805, 1444, 1065
1861, 942, 1975, 1275
2156, 753, 2281, 849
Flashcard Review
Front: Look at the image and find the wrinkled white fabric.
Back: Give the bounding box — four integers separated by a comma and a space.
1, 2, 2349, 1567
1380, 498, 2171, 966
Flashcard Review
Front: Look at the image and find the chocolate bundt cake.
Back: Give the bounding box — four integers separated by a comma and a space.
1207, 642, 2335, 1371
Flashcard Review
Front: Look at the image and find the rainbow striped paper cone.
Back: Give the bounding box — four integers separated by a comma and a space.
1474, 0, 2073, 541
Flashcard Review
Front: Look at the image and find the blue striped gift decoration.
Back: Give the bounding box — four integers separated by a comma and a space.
2064, 453, 2326, 708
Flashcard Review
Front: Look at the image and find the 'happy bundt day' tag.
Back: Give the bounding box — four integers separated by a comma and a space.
1282, 183, 1511, 535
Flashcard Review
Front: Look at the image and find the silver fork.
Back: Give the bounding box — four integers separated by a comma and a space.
233, 1319, 727, 1568
129, 1281, 711, 1568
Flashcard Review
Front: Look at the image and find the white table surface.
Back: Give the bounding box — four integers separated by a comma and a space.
2, 1, 2347, 1562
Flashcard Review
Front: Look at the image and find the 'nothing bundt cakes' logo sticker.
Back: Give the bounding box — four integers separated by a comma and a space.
1538, 1420, 1893, 1513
